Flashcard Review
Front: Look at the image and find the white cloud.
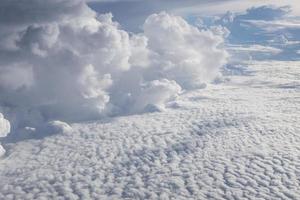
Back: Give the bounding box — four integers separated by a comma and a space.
226, 44, 283, 62
0, 113, 10, 157
242, 19, 300, 31
42, 120, 73, 135
172, 0, 300, 17
0, 113, 10, 138
0, 1, 227, 134
144, 12, 228, 89
227, 44, 283, 54
132, 79, 182, 113
1, 60, 300, 199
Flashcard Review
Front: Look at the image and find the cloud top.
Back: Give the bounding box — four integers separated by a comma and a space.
0, 0, 227, 133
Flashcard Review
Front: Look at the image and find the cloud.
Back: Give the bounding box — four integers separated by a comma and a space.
226, 44, 283, 61
41, 120, 73, 135
227, 44, 283, 54
132, 79, 182, 113
0, 1, 227, 135
88, 0, 300, 32
88, 0, 227, 31
216, 6, 292, 43
0, 113, 10, 157
172, 0, 300, 17
1, 59, 300, 198
88, 0, 300, 62
143, 12, 227, 88
196, 5, 300, 61
0, 113, 10, 138
243, 19, 300, 31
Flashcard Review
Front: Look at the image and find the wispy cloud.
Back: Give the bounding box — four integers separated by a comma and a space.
197, 4, 300, 61
172, 0, 300, 16
227, 44, 282, 54
242, 19, 300, 31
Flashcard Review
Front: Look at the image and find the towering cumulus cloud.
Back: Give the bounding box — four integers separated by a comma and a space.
0, 0, 227, 133
144, 12, 227, 88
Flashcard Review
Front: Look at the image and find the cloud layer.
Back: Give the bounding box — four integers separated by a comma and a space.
0, 0, 227, 135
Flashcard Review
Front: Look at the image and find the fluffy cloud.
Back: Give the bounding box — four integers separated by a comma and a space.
132, 79, 182, 113
0, 113, 10, 157
0, 114, 10, 138
144, 12, 227, 89
0, 0, 227, 134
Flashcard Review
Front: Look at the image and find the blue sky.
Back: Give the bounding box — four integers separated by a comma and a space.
89, 0, 300, 61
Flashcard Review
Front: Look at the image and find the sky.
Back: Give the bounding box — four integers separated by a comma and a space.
88, 0, 300, 28
0, 0, 299, 137
89, 0, 300, 60
1, 1, 300, 198
0, 1, 300, 197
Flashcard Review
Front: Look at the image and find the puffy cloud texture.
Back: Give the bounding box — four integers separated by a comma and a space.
0, 0, 227, 133
0, 113, 10, 156
0, 114, 10, 138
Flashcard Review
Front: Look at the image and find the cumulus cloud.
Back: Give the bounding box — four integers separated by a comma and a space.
0, 0, 227, 134
42, 120, 73, 135
132, 79, 182, 113
0, 113, 10, 157
143, 12, 227, 88
0, 114, 10, 138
